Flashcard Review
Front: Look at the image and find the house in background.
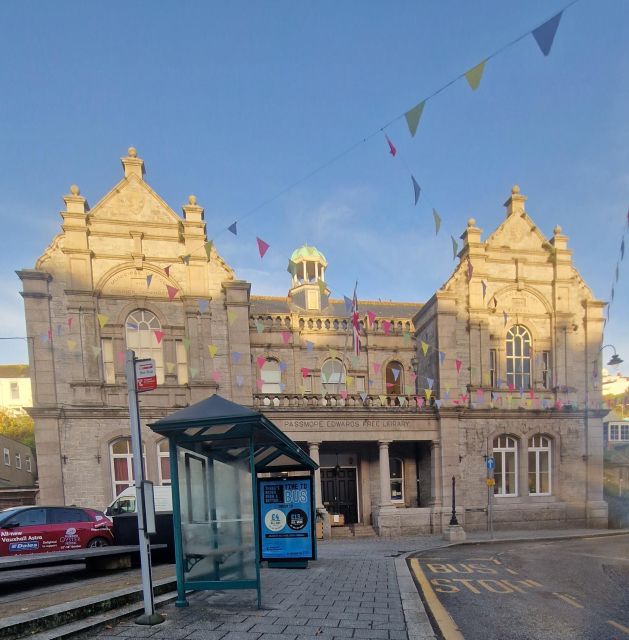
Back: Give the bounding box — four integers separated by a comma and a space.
0, 433, 38, 507
603, 410, 629, 527
0, 364, 32, 415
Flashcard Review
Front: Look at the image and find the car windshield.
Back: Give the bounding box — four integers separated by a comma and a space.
0, 507, 20, 527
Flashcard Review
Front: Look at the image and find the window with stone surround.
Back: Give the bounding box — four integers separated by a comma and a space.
493, 435, 518, 496
321, 359, 345, 393
125, 310, 164, 384
385, 361, 404, 396
157, 439, 171, 485
506, 325, 531, 390
110, 438, 146, 497
261, 358, 282, 393
528, 435, 551, 495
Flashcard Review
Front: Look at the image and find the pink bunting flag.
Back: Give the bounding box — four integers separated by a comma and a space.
367, 310, 377, 326
301, 367, 310, 378
256, 237, 270, 258
68, 317, 73, 330
382, 320, 391, 335
256, 356, 266, 369
340, 390, 348, 400
256, 379, 264, 390
410, 372, 417, 382
154, 330, 165, 344
455, 359, 462, 374
116, 351, 126, 365
47, 329, 53, 342
166, 285, 179, 301
416, 397, 424, 409
281, 331, 291, 345
373, 362, 381, 374
211, 370, 221, 382
385, 135, 397, 157
164, 265, 171, 277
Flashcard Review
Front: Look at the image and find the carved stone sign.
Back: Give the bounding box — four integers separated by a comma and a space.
278, 418, 422, 431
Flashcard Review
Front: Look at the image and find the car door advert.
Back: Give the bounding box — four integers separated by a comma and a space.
258, 478, 314, 561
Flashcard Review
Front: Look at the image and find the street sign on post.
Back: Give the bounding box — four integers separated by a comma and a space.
486, 457, 496, 470
135, 359, 157, 393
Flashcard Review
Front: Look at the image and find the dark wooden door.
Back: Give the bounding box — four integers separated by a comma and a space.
321, 468, 358, 524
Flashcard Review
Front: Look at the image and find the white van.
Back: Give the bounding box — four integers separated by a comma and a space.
105, 485, 173, 517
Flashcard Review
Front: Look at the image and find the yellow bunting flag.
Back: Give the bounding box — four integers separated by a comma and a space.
465, 60, 486, 91
317, 279, 327, 295
166, 362, 175, 374
208, 344, 218, 358
379, 395, 387, 406
227, 310, 237, 325
97, 314, 108, 329
425, 389, 432, 402
67, 339, 77, 351
346, 376, 354, 386
405, 100, 425, 137
204, 241, 213, 260
421, 341, 429, 356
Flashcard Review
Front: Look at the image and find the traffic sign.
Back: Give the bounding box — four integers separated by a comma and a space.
486, 478, 495, 486
135, 358, 157, 392
486, 457, 496, 470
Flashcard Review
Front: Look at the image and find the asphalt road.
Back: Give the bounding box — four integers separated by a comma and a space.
410, 534, 629, 640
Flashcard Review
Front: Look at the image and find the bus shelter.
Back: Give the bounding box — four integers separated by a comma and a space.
149, 394, 318, 608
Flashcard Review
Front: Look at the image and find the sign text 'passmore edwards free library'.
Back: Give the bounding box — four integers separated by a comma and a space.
278, 418, 414, 430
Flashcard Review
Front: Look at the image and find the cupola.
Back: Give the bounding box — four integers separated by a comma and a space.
287, 244, 329, 311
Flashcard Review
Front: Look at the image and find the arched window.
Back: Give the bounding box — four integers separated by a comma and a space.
125, 310, 164, 384
506, 325, 531, 390
528, 435, 551, 495
157, 439, 171, 485
385, 361, 404, 396
110, 438, 146, 497
493, 435, 518, 496
321, 359, 345, 393
390, 457, 404, 502
261, 358, 281, 393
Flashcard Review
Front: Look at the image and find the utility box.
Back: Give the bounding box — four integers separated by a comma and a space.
331, 514, 345, 527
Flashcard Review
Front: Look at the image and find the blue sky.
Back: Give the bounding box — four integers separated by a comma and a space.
0, 0, 627, 367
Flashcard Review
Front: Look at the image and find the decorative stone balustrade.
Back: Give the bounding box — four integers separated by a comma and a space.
252, 392, 421, 410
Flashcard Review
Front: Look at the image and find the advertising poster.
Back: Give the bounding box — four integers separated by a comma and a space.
258, 477, 315, 561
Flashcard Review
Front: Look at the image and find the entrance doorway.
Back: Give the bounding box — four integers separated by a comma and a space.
321, 467, 358, 524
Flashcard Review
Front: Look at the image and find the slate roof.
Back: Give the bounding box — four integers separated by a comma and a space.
0, 365, 29, 378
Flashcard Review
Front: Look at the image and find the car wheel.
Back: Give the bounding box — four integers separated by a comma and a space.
87, 537, 111, 548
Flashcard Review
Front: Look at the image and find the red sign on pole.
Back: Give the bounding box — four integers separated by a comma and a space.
135, 359, 157, 393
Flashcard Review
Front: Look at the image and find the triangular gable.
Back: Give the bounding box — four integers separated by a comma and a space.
87, 174, 182, 225
484, 211, 550, 254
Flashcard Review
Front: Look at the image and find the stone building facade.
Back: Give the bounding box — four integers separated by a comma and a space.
18, 149, 608, 533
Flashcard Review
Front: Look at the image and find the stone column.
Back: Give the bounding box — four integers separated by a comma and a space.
430, 440, 442, 507
308, 441, 323, 508
378, 441, 392, 506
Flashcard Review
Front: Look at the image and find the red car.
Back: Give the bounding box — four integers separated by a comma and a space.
0, 505, 114, 556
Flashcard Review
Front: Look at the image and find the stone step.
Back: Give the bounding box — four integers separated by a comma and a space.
330, 526, 353, 538
351, 525, 377, 538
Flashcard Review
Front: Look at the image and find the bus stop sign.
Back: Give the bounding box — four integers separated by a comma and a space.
136, 359, 157, 393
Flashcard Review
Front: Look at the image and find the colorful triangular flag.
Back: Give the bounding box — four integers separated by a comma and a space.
405, 100, 425, 137
255, 319, 265, 334
154, 330, 165, 344
232, 351, 241, 364
97, 314, 108, 329
451, 235, 458, 259
360, 391, 368, 403
235, 375, 244, 387
317, 279, 327, 295
455, 359, 462, 374
256, 237, 270, 258
67, 339, 77, 351
427, 377, 434, 390
198, 300, 209, 313
182, 254, 190, 266
146, 274, 153, 288
164, 265, 171, 277
421, 341, 429, 356
465, 60, 486, 91
204, 241, 213, 261
532, 12, 563, 57
208, 344, 218, 358
166, 285, 179, 301
385, 134, 397, 156
344, 296, 352, 312
391, 368, 400, 381
482, 279, 487, 299
367, 310, 376, 326
433, 209, 441, 235
281, 331, 291, 345
228, 222, 238, 235
91, 345, 102, 358
411, 175, 421, 205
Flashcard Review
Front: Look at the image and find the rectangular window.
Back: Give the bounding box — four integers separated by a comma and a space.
610, 425, 619, 440
621, 425, 629, 441
3, 448, 10, 466
176, 340, 189, 385
261, 367, 281, 393
355, 376, 366, 393
541, 351, 552, 389
26, 457, 31, 473
10, 382, 19, 401
489, 349, 497, 387
102, 338, 115, 384
15, 453, 21, 470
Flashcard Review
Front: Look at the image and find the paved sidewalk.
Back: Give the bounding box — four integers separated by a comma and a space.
80, 529, 627, 640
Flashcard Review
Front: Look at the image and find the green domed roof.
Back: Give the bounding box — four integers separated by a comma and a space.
290, 244, 327, 265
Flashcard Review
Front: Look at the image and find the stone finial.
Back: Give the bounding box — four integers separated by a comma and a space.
554, 224, 562, 235
121, 147, 145, 180
70, 184, 80, 196
182, 194, 204, 223
504, 184, 527, 216
188, 195, 197, 205
467, 217, 476, 227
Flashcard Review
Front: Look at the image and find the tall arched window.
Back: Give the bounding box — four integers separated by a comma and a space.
528, 435, 551, 495
385, 361, 404, 395
110, 438, 146, 497
261, 358, 281, 393
321, 359, 345, 393
157, 439, 171, 485
493, 435, 518, 497
125, 310, 164, 384
506, 325, 531, 389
